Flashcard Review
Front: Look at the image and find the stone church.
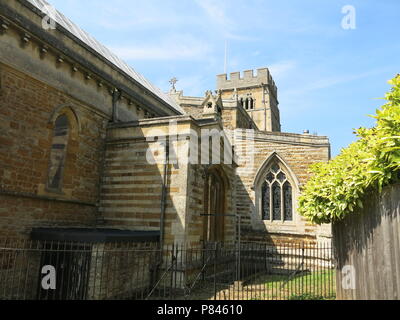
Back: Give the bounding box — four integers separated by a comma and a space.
0, 0, 331, 247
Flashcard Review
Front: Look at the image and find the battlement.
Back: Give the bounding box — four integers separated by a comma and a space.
216, 68, 277, 96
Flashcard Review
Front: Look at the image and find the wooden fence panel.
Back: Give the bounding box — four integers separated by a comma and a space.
333, 184, 400, 300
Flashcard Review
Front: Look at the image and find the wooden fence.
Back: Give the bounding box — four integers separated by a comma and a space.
333, 183, 400, 300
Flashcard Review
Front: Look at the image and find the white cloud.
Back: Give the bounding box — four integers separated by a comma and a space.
194, 0, 253, 40
94, 2, 190, 31
195, 0, 232, 27
283, 68, 391, 96
268, 60, 297, 79
109, 35, 212, 61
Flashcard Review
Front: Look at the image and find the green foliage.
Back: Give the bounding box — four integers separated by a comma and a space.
299, 75, 400, 224
289, 293, 333, 300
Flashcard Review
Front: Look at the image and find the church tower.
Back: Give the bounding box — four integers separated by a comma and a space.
216, 68, 281, 132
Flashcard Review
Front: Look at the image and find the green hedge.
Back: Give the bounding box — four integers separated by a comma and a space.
298, 75, 400, 224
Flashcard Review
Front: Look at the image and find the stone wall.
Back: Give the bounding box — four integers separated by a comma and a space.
0, 0, 333, 248
100, 118, 193, 244
181, 105, 204, 119
218, 69, 280, 132
0, 0, 182, 241
185, 164, 237, 246
221, 107, 254, 131
101, 117, 238, 246
233, 130, 332, 242
87, 242, 158, 300
0, 63, 108, 238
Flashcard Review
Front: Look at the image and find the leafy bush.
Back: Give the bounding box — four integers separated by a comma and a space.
298, 75, 400, 224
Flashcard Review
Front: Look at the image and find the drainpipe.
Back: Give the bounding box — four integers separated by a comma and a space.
112, 89, 121, 123
96, 89, 120, 226
95, 119, 109, 227
159, 139, 170, 254
151, 139, 169, 289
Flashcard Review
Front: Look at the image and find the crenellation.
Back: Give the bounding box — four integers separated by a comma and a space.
216, 68, 280, 131
230, 71, 241, 81
243, 69, 254, 79
217, 68, 276, 94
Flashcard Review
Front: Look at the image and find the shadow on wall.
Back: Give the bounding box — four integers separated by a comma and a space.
236, 176, 273, 244
99, 122, 185, 246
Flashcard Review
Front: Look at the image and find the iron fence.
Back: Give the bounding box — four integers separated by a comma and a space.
0, 239, 336, 300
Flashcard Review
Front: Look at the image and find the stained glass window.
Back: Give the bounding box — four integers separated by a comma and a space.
271, 163, 280, 174
277, 172, 286, 182
266, 172, 274, 183
261, 162, 294, 222
47, 115, 69, 191
272, 182, 281, 220
261, 182, 270, 220
283, 182, 293, 221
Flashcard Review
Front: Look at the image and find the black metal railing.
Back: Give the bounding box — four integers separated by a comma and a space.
0, 239, 336, 300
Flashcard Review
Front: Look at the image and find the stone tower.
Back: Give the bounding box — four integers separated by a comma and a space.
216, 68, 281, 132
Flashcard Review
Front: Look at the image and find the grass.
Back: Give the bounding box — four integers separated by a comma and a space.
289, 293, 332, 300
255, 270, 337, 300
163, 270, 337, 301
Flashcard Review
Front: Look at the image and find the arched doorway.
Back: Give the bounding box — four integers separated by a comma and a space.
203, 168, 226, 243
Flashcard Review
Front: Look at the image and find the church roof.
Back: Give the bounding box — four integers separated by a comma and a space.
27, 0, 184, 115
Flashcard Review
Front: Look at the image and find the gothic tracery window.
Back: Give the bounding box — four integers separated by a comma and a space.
261, 162, 293, 222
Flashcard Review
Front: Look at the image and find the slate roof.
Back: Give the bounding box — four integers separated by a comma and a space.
27, 0, 184, 114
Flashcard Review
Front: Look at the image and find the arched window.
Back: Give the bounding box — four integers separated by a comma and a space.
261, 162, 293, 222
245, 98, 249, 110
249, 98, 254, 110
47, 114, 69, 191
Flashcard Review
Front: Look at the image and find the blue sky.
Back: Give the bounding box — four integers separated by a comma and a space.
47, 0, 400, 156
